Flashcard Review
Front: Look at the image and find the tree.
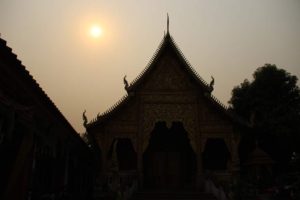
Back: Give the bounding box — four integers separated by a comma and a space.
229, 64, 300, 169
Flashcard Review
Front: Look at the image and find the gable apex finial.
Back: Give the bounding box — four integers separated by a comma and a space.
167, 13, 169, 34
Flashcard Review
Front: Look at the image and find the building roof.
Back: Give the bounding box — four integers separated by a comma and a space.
0, 37, 83, 141
127, 32, 211, 93
88, 32, 249, 127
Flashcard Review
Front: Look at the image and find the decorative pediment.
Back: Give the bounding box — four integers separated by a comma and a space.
142, 54, 194, 92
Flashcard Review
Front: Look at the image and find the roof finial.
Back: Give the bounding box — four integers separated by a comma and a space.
167, 13, 169, 34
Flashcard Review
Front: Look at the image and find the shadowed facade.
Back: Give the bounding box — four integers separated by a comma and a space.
87, 30, 245, 192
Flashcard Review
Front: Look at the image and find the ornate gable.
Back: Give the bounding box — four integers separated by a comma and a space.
88, 32, 245, 127
142, 50, 195, 92
128, 33, 210, 93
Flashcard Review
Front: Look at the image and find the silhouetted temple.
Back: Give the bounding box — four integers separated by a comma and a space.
87, 28, 246, 196
0, 22, 255, 199
0, 38, 93, 200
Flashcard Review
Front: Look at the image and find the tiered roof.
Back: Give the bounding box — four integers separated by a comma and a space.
88, 31, 249, 127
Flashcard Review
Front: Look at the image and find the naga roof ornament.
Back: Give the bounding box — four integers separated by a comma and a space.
123, 75, 129, 93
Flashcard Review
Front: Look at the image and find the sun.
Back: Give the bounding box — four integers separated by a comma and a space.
90, 25, 102, 38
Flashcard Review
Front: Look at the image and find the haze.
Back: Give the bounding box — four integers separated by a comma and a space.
0, 0, 299, 133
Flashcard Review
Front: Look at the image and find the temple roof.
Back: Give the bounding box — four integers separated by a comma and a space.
126, 32, 211, 93
88, 32, 249, 127
0, 37, 79, 137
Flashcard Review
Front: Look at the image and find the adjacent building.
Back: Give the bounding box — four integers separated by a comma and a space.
0, 37, 93, 200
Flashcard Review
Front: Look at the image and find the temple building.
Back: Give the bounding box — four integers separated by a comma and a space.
86, 26, 246, 192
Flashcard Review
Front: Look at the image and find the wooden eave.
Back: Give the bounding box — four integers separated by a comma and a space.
87, 94, 132, 129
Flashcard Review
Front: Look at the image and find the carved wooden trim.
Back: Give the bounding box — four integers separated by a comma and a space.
141, 103, 198, 153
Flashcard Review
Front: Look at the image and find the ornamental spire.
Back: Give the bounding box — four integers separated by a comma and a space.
167, 13, 169, 34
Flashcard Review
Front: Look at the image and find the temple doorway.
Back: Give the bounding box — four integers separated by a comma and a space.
143, 121, 196, 189
108, 138, 137, 171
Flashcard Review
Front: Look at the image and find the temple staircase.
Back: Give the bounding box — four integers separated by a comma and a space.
130, 190, 217, 200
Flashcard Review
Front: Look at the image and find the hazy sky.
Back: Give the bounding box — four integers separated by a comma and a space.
1, 0, 299, 133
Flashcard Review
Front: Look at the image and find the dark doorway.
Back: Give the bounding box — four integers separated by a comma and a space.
108, 138, 137, 170
202, 138, 230, 170
143, 121, 196, 189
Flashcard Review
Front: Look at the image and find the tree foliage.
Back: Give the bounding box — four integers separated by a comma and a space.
229, 64, 300, 165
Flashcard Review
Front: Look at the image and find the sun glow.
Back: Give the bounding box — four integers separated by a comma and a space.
90, 25, 102, 38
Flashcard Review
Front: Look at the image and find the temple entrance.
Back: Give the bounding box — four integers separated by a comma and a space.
108, 138, 137, 170
143, 121, 196, 189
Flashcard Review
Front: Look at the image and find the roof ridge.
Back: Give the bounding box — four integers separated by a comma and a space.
89, 94, 129, 125
168, 36, 233, 111
88, 35, 168, 126
129, 35, 166, 88
207, 93, 228, 110
128, 34, 211, 91
168, 35, 210, 88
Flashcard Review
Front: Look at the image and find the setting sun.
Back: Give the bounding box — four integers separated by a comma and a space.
90, 25, 102, 38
